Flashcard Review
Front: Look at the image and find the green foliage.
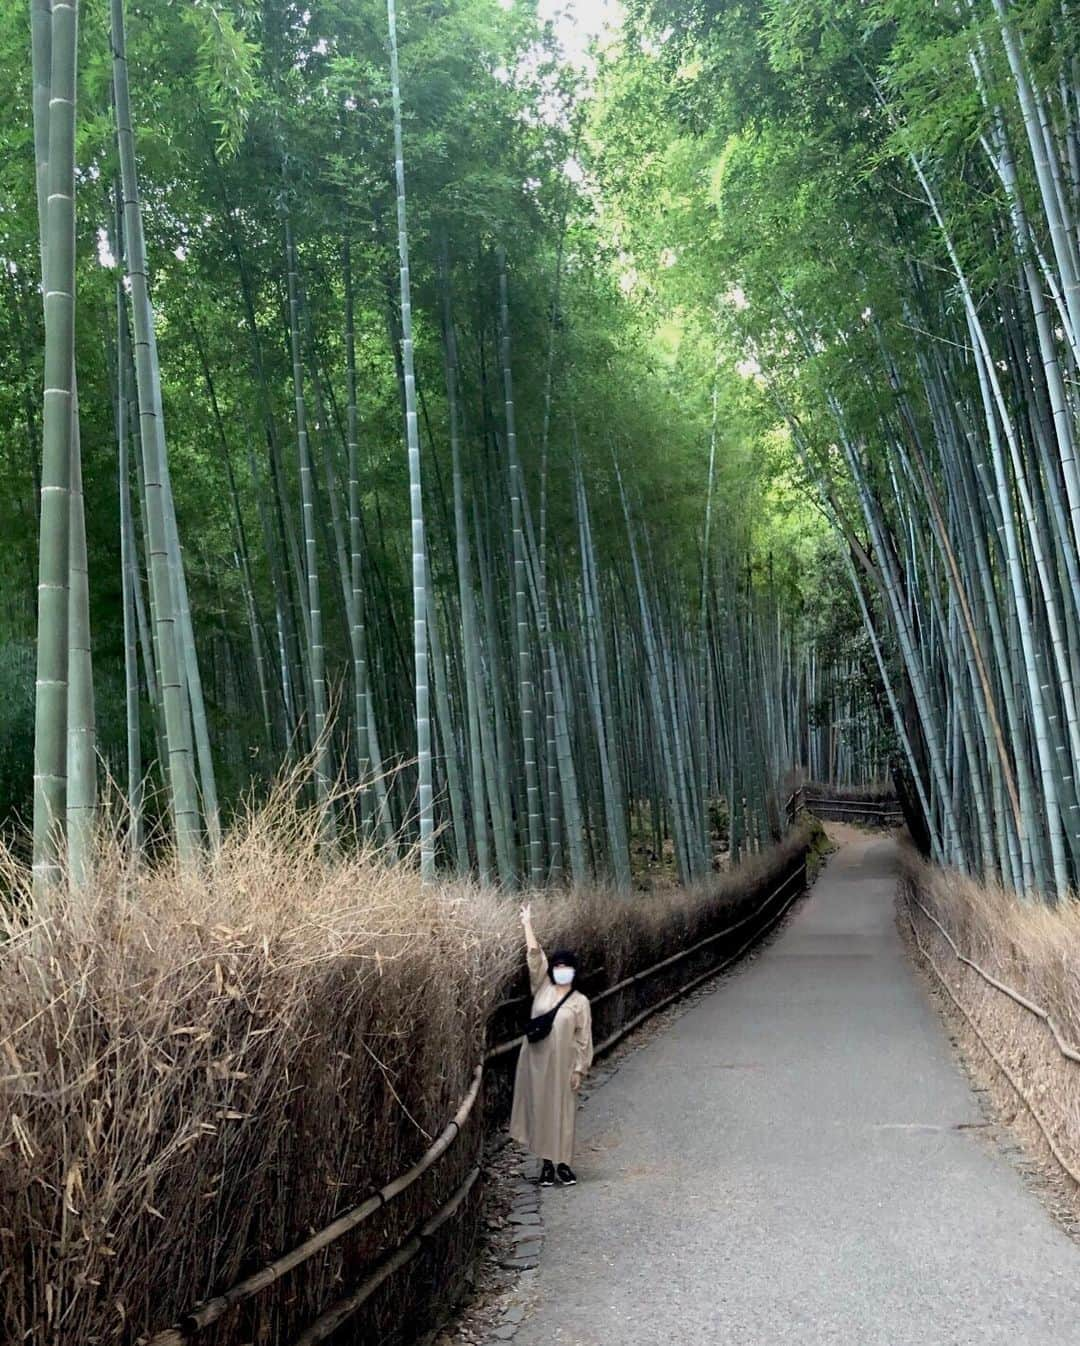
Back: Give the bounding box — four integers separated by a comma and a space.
0, 0, 874, 834
0, 642, 34, 832
185, 2, 261, 157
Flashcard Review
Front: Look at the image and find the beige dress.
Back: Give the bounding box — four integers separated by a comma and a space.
509, 945, 594, 1166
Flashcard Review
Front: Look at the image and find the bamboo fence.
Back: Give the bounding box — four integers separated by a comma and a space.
145, 845, 810, 1346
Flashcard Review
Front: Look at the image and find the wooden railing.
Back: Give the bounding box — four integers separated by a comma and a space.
903, 882, 1080, 1186
786, 785, 903, 828
147, 849, 809, 1346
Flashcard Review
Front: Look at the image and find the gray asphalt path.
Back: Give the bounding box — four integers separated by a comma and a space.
513, 833, 1080, 1346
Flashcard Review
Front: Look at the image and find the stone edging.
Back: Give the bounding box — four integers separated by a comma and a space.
478, 1057, 621, 1345
497, 1178, 543, 1273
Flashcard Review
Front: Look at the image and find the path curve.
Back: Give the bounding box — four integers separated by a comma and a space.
511, 831, 1080, 1345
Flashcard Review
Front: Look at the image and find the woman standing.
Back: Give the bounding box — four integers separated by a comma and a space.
509, 903, 594, 1186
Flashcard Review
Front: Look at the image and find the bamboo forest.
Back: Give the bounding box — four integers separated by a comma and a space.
5, 0, 1080, 1343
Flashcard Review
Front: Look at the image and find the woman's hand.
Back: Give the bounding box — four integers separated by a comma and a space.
521, 902, 541, 956
571, 1070, 583, 1093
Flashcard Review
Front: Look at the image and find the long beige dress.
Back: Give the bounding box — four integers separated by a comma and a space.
509, 944, 594, 1166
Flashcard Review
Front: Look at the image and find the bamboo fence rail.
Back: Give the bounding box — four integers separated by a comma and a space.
903, 885, 1080, 1188
905, 887, 1080, 1064
592, 862, 806, 1056
786, 786, 904, 827
146, 847, 809, 1346
146, 1069, 486, 1346
291, 1168, 482, 1346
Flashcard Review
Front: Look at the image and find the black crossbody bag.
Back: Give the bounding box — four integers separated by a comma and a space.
525, 987, 575, 1044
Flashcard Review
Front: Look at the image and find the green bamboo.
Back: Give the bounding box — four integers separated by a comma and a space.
497, 247, 543, 885
66, 406, 96, 885
440, 247, 492, 881
31, 0, 77, 890
387, 0, 434, 878
111, 0, 201, 864
343, 242, 380, 833
284, 215, 333, 828
116, 278, 143, 853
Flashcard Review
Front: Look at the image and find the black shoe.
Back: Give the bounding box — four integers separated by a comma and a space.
556, 1163, 577, 1186
538, 1160, 555, 1187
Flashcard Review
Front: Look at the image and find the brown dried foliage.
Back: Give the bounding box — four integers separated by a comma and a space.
902, 850, 1080, 1182
0, 787, 807, 1345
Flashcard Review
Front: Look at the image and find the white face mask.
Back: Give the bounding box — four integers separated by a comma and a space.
552, 966, 575, 986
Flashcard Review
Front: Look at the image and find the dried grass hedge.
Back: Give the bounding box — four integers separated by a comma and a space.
902, 850, 1080, 1182
1, 793, 809, 1346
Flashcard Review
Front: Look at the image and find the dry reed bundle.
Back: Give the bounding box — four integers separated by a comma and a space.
1, 790, 808, 1346
0, 788, 514, 1345
902, 851, 1080, 1180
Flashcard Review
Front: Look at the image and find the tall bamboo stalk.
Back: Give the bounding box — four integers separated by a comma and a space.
116, 276, 143, 853
387, 0, 434, 879
497, 247, 543, 885
284, 214, 333, 827
111, 0, 202, 864
31, 0, 77, 891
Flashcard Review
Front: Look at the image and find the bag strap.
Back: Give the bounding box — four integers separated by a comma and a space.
527, 986, 574, 1029
533, 986, 575, 1018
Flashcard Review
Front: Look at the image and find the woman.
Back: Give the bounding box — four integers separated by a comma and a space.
509, 903, 594, 1186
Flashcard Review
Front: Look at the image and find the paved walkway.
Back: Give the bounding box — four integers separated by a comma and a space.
514, 832, 1080, 1345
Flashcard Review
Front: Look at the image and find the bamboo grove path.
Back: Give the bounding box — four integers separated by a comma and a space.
511, 831, 1080, 1345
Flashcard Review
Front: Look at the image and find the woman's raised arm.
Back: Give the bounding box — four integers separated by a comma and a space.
520, 903, 548, 994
